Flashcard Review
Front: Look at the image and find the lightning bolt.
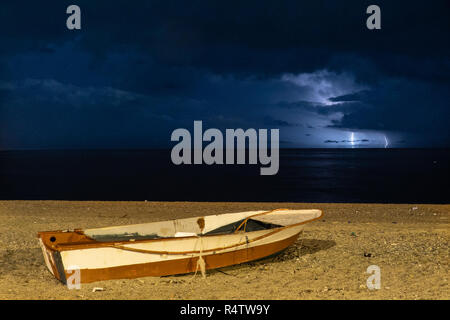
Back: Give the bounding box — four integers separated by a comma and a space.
384, 135, 389, 148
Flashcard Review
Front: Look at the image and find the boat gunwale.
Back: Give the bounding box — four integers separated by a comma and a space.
43, 209, 323, 253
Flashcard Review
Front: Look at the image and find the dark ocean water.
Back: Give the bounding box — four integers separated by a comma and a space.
0, 149, 449, 203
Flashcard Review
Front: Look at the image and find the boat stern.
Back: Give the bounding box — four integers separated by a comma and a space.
37, 232, 67, 283
37, 230, 94, 284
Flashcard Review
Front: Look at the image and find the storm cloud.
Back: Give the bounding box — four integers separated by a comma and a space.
0, 0, 449, 149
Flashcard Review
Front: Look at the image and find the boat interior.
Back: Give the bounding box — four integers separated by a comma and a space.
38, 209, 322, 245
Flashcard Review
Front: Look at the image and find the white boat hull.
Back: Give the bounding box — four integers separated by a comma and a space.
37, 209, 322, 283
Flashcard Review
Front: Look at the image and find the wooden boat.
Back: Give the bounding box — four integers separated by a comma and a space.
37, 208, 322, 284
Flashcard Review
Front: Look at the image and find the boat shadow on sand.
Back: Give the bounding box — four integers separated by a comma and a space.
0, 247, 51, 279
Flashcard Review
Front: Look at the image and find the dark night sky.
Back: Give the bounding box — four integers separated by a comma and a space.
0, 0, 449, 149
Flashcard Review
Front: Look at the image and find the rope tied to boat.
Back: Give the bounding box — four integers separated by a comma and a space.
233, 208, 290, 233
191, 235, 206, 279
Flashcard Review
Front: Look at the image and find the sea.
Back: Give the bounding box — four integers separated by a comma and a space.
0, 148, 449, 203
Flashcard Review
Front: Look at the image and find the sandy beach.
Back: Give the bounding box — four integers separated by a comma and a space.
0, 201, 448, 300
